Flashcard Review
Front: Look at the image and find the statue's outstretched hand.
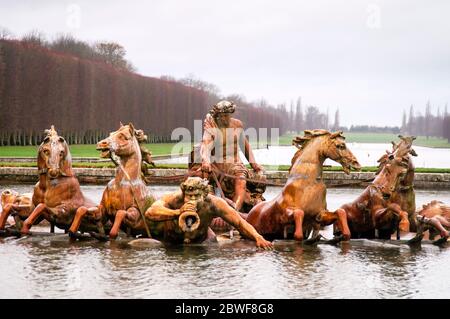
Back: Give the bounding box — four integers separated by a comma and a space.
252, 163, 264, 174
256, 236, 274, 250
180, 201, 197, 214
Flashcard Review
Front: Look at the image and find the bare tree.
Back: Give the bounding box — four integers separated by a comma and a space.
295, 97, 303, 132
21, 30, 47, 46
425, 100, 432, 139
401, 109, 407, 133
0, 27, 14, 40
407, 105, 414, 134
333, 108, 340, 131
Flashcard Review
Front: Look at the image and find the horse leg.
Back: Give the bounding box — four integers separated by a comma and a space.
109, 210, 127, 239
21, 203, 47, 235
13, 215, 23, 230
303, 223, 322, 245
316, 209, 351, 243
0, 204, 17, 230
68, 206, 89, 236
387, 204, 410, 232
233, 178, 247, 212
286, 208, 304, 241
407, 220, 425, 245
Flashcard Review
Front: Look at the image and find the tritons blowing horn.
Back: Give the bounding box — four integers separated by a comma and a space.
178, 201, 200, 233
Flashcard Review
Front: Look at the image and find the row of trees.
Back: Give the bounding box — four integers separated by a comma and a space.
401, 103, 449, 141
271, 98, 340, 134
0, 38, 288, 146
0, 28, 136, 72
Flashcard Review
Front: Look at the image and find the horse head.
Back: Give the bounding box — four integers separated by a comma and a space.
374, 153, 409, 200
376, 135, 417, 176
97, 123, 142, 160
38, 126, 73, 179
292, 130, 361, 175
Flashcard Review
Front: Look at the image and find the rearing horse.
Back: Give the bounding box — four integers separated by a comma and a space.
20, 126, 97, 234
0, 128, 58, 233
376, 135, 417, 231
246, 130, 361, 242
68, 123, 156, 240
338, 152, 410, 239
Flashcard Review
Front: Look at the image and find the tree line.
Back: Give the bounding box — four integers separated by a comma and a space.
401, 102, 449, 141
0, 36, 288, 146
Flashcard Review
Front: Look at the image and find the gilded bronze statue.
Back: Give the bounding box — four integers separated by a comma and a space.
377, 135, 418, 231
188, 100, 266, 215
18, 126, 99, 235
68, 123, 156, 240
145, 177, 273, 249
408, 201, 450, 245
246, 130, 361, 243
0, 128, 60, 234
0, 189, 33, 233
337, 151, 411, 239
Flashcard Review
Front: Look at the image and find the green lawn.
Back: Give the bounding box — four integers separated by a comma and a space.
278, 132, 450, 148
1, 161, 449, 173
0, 142, 193, 158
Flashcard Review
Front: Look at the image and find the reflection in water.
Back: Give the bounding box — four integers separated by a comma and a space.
1, 184, 450, 298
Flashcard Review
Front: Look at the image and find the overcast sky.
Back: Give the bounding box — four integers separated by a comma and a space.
1, 0, 449, 127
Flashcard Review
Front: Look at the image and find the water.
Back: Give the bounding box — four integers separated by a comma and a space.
157, 143, 450, 168
1, 184, 450, 299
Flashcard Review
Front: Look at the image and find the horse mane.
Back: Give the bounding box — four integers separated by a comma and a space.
377, 135, 417, 172
288, 130, 344, 173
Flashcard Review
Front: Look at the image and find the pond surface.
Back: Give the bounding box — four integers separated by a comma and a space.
1, 184, 450, 299
158, 143, 450, 168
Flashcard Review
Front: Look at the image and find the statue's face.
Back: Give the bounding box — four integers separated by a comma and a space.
181, 177, 209, 204
183, 190, 205, 204
216, 113, 231, 125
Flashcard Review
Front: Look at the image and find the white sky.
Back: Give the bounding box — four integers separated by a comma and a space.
1, 0, 449, 126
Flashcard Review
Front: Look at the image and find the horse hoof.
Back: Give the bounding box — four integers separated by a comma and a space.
68, 231, 88, 240
324, 235, 345, 245
303, 236, 321, 245
5, 228, 21, 237
432, 237, 448, 246
89, 232, 109, 242
407, 235, 424, 245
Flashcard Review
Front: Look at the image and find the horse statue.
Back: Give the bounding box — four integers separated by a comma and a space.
0, 127, 62, 235
376, 135, 418, 231
19, 126, 99, 235
407, 201, 450, 245
68, 123, 157, 240
246, 130, 361, 243
0, 190, 33, 234
337, 151, 411, 239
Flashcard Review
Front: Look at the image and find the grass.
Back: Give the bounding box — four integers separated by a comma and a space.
278, 132, 450, 148
1, 161, 449, 173
2, 133, 447, 158
0, 142, 193, 158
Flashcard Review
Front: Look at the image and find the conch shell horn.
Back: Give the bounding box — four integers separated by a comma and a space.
178, 201, 201, 233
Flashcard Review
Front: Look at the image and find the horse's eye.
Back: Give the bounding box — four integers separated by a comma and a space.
43, 150, 50, 156
338, 144, 346, 150
60, 151, 65, 157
